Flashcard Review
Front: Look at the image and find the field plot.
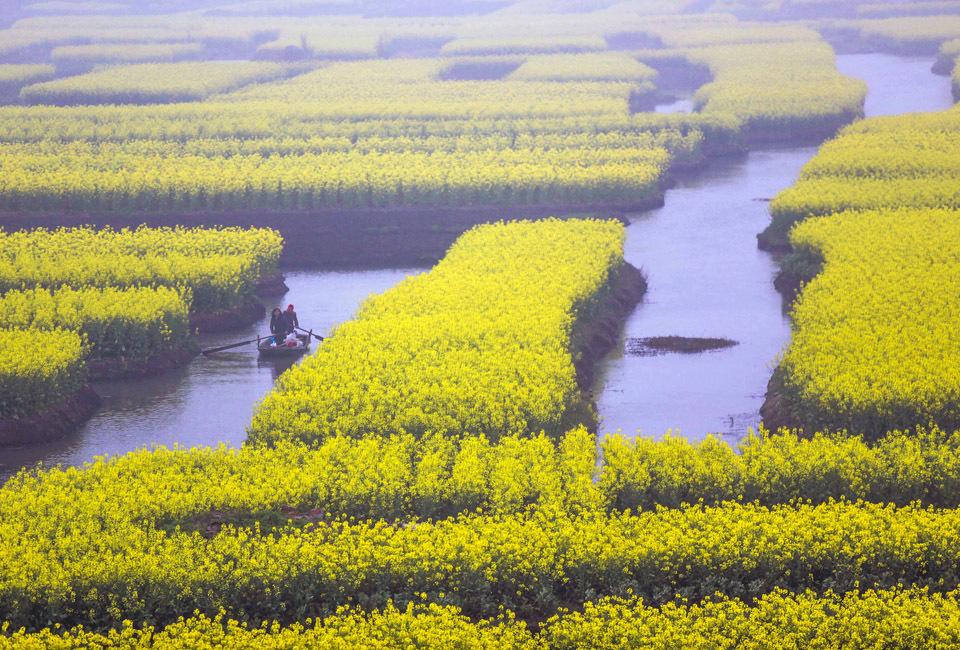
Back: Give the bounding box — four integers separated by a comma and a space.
764, 100, 960, 435
250, 219, 639, 444
0, 226, 281, 440
0, 63, 54, 100
0, 7, 870, 226
19, 60, 296, 104
49, 42, 206, 65
3, 0, 960, 647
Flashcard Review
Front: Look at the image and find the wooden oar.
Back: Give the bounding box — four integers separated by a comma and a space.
295, 327, 324, 342
202, 336, 262, 355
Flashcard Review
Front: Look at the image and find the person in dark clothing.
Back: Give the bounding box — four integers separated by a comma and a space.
269, 307, 284, 344
281, 304, 299, 335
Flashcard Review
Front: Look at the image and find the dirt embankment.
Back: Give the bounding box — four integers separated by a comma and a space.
255, 274, 290, 297
568, 262, 647, 430
760, 248, 827, 433
759, 368, 805, 433
0, 385, 101, 447
190, 296, 266, 333
742, 112, 863, 147
87, 345, 199, 380
0, 206, 664, 268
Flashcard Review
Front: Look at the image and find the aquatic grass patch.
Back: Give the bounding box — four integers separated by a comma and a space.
9, 426, 960, 533
625, 336, 738, 355
0, 142, 672, 212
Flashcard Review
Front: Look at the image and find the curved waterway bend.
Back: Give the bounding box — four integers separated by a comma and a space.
0, 268, 421, 479
592, 53, 957, 443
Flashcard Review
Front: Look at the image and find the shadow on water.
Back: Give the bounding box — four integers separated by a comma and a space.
592, 53, 956, 443
0, 268, 421, 479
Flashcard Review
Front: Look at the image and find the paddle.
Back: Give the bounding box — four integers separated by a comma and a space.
201, 337, 262, 355
295, 327, 325, 342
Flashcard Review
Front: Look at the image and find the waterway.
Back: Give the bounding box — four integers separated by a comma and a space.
592, 53, 957, 442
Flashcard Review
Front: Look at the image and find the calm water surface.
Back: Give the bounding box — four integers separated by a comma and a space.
592, 53, 956, 442
654, 97, 694, 114
0, 269, 420, 478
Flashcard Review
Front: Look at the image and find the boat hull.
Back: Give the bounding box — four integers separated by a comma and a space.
258, 334, 310, 358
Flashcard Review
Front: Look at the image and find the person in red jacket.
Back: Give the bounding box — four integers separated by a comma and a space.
281, 304, 299, 336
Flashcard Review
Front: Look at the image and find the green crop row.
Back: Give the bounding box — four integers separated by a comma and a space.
0, 26, 870, 216
0, 106, 737, 147
543, 587, 960, 649
777, 209, 960, 435
768, 109, 960, 241
765, 105, 960, 434
0, 145, 671, 212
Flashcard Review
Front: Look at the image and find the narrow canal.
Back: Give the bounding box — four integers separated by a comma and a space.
592, 53, 957, 442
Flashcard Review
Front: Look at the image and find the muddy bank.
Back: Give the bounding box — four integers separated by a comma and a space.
758, 369, 804, 433
820, 28, 944, 58
190, 297, 265, 333
933, 55, 956, 76
563, 261, 646, 433
0, 204, 661, 268
87, 344, 199, 380
0, 385, 101, 447
573, 262, 647, 396
255, 274, 290, 297
760, 249, 824, 433
741, 112, 862, 147
757, 223, 792, 252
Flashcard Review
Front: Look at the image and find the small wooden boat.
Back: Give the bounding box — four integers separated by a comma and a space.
258, 333, 311, 358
